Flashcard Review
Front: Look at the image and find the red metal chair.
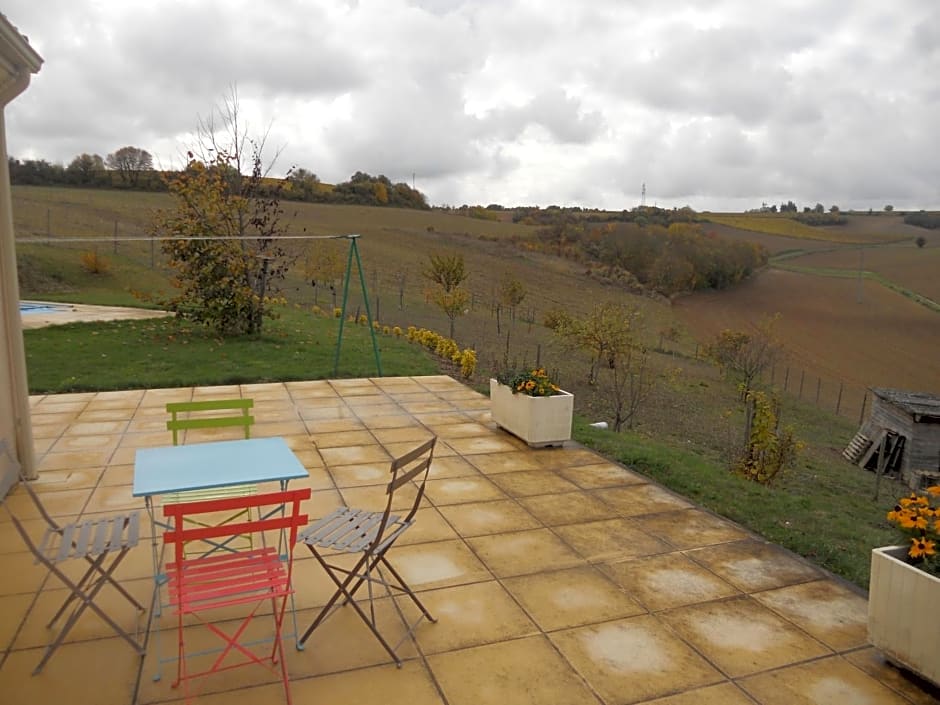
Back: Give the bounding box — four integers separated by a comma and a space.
162, 488, 310, 704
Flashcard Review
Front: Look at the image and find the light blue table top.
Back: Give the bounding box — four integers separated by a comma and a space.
133, 437, 308, 497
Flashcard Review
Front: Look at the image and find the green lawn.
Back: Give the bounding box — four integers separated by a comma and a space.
24, 309, 437, 393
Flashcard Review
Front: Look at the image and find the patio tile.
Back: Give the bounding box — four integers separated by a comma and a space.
319, 443, 392, 466
632, 509, 748, 550
248, 420, 309, 437
0, 552, 48, 595
301, 417, 363, 433
116, 430, 172, 449
0, 516, 55, 553
753, 579, 869, 651
37, 449, 114, 471
557, 461, 648, 489
594, 484, 693, 516
61, 420, 129, 436
437, 499, 541, 536
391, 538, 492, 589
467, 450, 544, 474
502, 565, 645, 631
549, 614, 723, 704
48, 434, 121, 455
604, 552, 740, 611
530, 447, 606, 469
429, 635, 599, 705
443, 435, 521, 455
554, 518, 672, 562
414, 580, 537, 653
83, 484, 146, 513
328, 462, 391, 488
519, 491, 618, 526
3, 487, 91, 519
424, 476, 506, 505
843, 647, 940, 705
686, 539, 823, 592
298, 404, 357, 421
350, 402, 404, 418
338, 482, 418, 512
17, 466, 102, 492
633, 682, 755, 704
658, 596, 831, 677
310, 429, 377, 448
0, 592, 33, 648
0, 636, 141, 705
396, 506, 461, 545
467, 528, 584, 577
10, 577, 151, 649
360, 414, 424, 429
738, 655, 914, 705
371, 425, 436, 445
424, 422, 494, 439
488, 469, 579, 497
98, 463, 136, 487
426, 455, 480, 479
290, 661, 446, 705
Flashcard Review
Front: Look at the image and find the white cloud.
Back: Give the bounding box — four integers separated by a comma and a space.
3, 0, 939, 210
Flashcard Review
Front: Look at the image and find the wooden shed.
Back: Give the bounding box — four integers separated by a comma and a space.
843, 388, 940, 489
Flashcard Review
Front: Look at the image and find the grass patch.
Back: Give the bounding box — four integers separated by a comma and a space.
24, 309, 437, 393
574, 417, 904, 589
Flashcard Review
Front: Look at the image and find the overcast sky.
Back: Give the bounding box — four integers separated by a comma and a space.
5, 0, 939, 211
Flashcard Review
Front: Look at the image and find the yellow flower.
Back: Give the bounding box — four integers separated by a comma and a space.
910, 537, 936, 559
927, 485, 940, 496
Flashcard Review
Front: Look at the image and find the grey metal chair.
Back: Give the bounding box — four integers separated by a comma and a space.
296, 437, 437, 666
0, 439, 147, 674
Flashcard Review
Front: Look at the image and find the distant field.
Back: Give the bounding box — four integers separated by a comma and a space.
675, 268, 940, 415
704, 213, 912, 244
784, 241, 940, 303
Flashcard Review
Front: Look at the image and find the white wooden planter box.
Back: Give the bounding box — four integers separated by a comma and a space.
869, 545, 940, 686
490, 378, 573, 447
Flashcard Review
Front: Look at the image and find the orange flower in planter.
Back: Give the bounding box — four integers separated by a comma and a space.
886, 486, 940, 576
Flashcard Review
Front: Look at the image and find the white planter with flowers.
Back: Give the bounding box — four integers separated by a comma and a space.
868, 486, 940, 686
489, 374, 573, 448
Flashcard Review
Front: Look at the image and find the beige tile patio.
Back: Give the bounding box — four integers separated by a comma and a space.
686, 539, 823, 592
310, 429, 377, 448
633, 509, 748, 550
738, 655, 915, 704
659, 596, 831, 677
753, 579, 870, 652
396, 506, 461, 545
594, 484, 693, 516
554, 517, 672, 562
605, 552, 741, 611
390, 538, 492, 590
467, 528, 584, 577
424, 476, 506, 505
519, 491, 618, 526
425, 454, 480, 479
549, 614, 723, 704
290, 661, 446, 705
444, 435, 521, 455
437, 499, 541, 536
0, 636, 141, 705
429, 635, 600, 705
633, 682, 755, 704
557, 461, 648, 489
319, 443, 393, 466
843, 647, 940, 705
0, 592, 33, 648
466, 450, 544, 474
502, 565, 645, 631
414, 580, 537, 653
488, 469, 579, 497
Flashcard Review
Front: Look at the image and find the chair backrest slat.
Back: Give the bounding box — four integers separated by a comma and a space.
166, 398, 254, 445
363, 437, 436, 553
163, 488, 311, 546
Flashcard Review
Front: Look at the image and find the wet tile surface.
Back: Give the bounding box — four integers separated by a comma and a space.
4, 376, 936, 705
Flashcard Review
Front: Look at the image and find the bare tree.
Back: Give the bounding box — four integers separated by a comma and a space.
105, 146, 153, 186
706, 314, 781, 398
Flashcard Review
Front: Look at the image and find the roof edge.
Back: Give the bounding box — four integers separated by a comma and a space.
0, 14, 43, 73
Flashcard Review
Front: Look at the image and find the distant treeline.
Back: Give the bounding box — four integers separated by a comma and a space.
533, 220, 768, 296
7, 156, 429, 210
904, 211, 940, 230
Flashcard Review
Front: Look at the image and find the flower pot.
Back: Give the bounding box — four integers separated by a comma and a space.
868, 545, 940, 686
489, 378, 573, 448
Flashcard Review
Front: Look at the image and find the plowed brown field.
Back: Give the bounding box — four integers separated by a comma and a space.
790, 243, 940, 303
674, 269, 940, 416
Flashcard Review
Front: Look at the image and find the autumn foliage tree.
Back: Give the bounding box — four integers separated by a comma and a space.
151, 93, 293, 336
706, 314, 781, 398
423, 253, 470, 339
